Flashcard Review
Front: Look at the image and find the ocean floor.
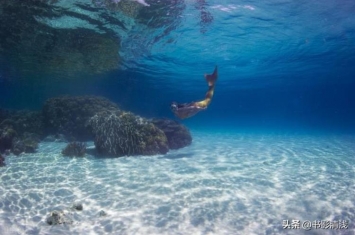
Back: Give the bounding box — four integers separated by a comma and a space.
0, 130, 354, 235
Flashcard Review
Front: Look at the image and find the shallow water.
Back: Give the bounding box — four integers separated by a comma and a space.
1, 130, 354, 235
1, 1, 355, 234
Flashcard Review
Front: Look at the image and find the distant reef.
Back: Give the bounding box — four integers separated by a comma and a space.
42, 95, 120, 141
0, 109, 43, 155
0, 95, 192, 157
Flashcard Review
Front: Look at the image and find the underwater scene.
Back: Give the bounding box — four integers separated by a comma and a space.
0, 0, 355, 234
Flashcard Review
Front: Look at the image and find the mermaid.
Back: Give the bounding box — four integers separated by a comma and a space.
171, 66, 218, 119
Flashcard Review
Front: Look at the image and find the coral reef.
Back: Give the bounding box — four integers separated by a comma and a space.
11, 133, 40, 156
0, 95, 193, 157
62, 142, 86, 157
0, 125, 17, 153
0, 154, 5, 167
0, 109, 43, 154
152, 119, 192, 149
0, 110, 43, 138
42, 95, 120, 141
88, 111, 169, 156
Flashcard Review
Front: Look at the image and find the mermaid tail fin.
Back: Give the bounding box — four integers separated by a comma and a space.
204, 66, 218, 87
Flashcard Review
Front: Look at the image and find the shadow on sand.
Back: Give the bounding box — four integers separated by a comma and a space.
159, 152, 195, 160
86, 146, 195, 159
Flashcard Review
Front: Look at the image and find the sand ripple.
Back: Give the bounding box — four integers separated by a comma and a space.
0, 132, 354, 235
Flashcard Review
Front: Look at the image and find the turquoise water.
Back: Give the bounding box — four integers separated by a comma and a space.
1, 0, 355, 234
1, 0, 355, 131
1, 130, 354, 234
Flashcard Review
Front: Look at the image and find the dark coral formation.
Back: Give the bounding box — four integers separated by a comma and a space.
0, 154, 5, 167
11, 133, 40, 156
0, 110, 43, 137
88, 111, 169, 157
42, 96, 120, 141
0, 95, 192, 157
0, 110, 42, 155
152, 119, 192, 150
0, 125, 17, 153
62, 142, 86, 157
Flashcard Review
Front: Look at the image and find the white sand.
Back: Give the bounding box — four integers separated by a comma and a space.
0, 131, 354, 235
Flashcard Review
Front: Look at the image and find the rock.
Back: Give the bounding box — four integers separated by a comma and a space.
72, 202, 83, 211
11, 133, 40, 156
0, 154, 5, 167
99, 210, 107, 217
42, 96, 120, 141
151, 119, 192, 150
62, 142, 86, 157
11, 139, 25, 156
0, 126, 17, 153
46, 210, 73, 225
0, 110, 44, 137
88, 111, 169, 157
0, 109, 44, 153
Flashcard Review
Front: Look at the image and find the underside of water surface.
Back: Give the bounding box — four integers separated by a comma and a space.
0, 0, 355, 234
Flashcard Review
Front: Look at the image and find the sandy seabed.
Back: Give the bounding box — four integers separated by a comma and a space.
0, 130, 354, 235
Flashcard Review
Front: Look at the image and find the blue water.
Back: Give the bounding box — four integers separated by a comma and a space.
0, 0, 355, 234
1, 0, 355, 132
